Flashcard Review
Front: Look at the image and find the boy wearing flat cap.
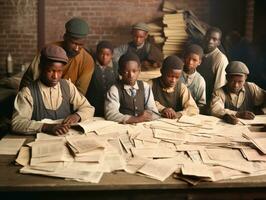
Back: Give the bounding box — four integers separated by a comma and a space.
20, 17, 95, 95
105, 52, 159, 123
12, 45, 95, 135
210, 61, 266, 124
150, 55, 199, 119
86, 41, 118, 117
113, 22, 163, 71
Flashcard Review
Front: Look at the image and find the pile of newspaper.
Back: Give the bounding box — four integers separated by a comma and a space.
15, 115, 266, 184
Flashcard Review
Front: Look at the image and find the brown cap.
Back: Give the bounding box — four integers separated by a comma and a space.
41, 45, 68, 64
225, 61, 249, 75
132, 22, 149, 32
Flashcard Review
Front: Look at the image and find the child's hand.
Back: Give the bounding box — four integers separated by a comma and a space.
62, 113, 81, 125
161, 108, 177, 119
236, 111, 255, 120
42, 123, 70, 136
140, 110, 153, 121
223, 114, 239, 125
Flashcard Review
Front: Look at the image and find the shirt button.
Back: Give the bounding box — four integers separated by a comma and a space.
135, 106, 138, 109
134, 99, 136, 102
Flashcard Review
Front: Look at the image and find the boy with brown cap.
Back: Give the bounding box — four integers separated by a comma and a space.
20, 17, 95, 95
150, 55, 199, 119
210, 61, 266, 124
105, 52, 158, 123
113, 22, 163, 71
12, 45, 95, 135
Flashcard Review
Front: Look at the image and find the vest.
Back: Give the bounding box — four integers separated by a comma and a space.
152, 77, 183, 112
127, 41, 151, 62
86, 63, 118, 116
223, 83, 255, 112
116, 80, 145, 116
29, 79, 73, 121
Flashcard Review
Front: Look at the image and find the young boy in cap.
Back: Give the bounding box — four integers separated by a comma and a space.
150, 55, 199, 119
20, 17, 95, 95
197, 27, 228, 104
113, 22, 163, 71
180, 44, 206, 109
12, 45, 95, 135
105, 52, 159, 123
210, 61, 266, 124
86, 41, 118, 117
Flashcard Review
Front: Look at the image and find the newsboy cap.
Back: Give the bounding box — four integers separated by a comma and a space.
65, 17, 89, 38
132, 22, 149, 32
225, 61, 249, 75
41, 44, 68, 64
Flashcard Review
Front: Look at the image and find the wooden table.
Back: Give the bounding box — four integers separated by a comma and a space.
1, 135, 266, 200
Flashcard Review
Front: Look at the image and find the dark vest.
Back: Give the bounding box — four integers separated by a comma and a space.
223, 83, 256, 112
116, 80, 145, 116
29, 79, 73, 121
152, 77, 183, 112
86, 62, 118, 116
127, 41, 151, 62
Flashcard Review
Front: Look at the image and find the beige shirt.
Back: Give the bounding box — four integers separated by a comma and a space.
210, 82, 266, 118
12, 80, 95, 134
197, 48, 228, 102
148, 80, 199, 116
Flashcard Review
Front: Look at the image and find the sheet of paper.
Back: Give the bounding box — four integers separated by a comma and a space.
138, 158, 179, 181
16, 146, 30, 166
0, 138, 26, 155
131, 147, 178, 158
239, 115, 266, 125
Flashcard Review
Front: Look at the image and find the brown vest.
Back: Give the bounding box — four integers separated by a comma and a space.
152, 77, 183, 112
116, 80, 145, 116
29, 79, 73, 121
223, 83, 256, 112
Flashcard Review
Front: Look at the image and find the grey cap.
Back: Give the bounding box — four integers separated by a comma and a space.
225, 61, 249, 75
132, 22, 149, 32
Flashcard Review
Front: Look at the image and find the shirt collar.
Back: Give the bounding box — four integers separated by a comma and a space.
159, 78, 175, 93
96, 60, 113, 69
204, 47, 219, 58
38, 80, 60, 90
182, 71, 196, 80
123, 82, 139, 90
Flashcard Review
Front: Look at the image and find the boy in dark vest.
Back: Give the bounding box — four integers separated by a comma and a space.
113, 22, 163, 71
12, 45, 95, 135
105, 52, 159, 123
86, 41, 118, 117
210, 61, 266, 124
150, 55, 199, 119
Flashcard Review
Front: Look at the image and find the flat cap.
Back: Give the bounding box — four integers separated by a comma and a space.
41, 44, 68, 64
132, 22, 149, 32
225, 61, 249, 75
65, 17, 89, 38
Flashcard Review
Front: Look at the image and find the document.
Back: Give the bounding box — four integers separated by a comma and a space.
0, 138, 25, 155
138, 158, 179, 181
15, 146, 30, 166
239, 115, 266, 125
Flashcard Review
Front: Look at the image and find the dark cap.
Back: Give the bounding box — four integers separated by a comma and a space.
132, 22, 149, 32
65, 17, 89, 38
226, 61, 249, 75
161, 55, 184, 74
41, 44, 68, 64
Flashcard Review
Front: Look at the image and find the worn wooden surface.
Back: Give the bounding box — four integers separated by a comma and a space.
1, 135, 266, 199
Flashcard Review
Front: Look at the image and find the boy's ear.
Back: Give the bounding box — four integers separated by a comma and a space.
198, 58, 202, 65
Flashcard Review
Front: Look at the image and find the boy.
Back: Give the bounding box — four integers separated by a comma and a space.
151, 55, 199, 119
113, 22, 163, 71
86, 41, 118, 117
180, 44, 206, 111
12, 45, 95, 135
210, 61, 266, 125
105, 52, 159, 123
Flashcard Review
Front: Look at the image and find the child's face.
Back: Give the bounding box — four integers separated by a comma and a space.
184, 53, 201, 73
97, 48, 113, 66
120, 61, 140, 86
132, 30, 148, 47
226, 74, 246, 94
162, 69, 182, 88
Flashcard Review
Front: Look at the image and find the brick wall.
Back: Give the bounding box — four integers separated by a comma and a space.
0, 0, 37, 75
45, 0, 210, 51
245, 0, 254, 41
0, 0, 209, 74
